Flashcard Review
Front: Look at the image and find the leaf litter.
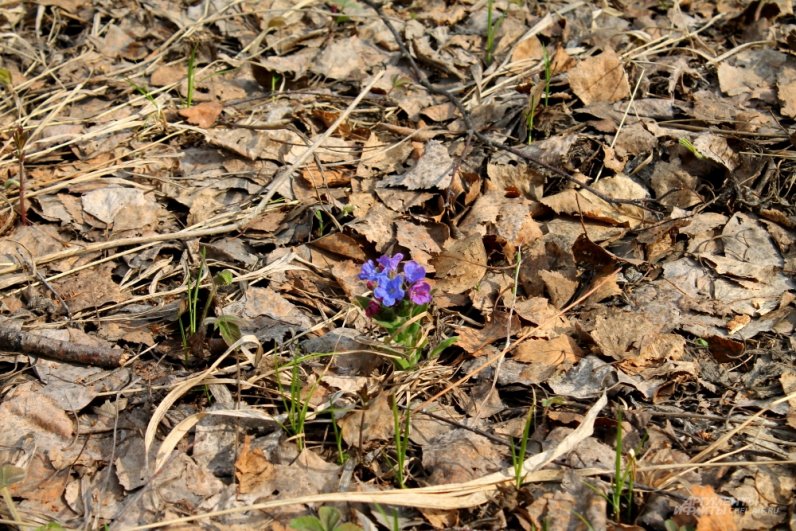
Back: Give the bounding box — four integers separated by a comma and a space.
0, 0, 794, 529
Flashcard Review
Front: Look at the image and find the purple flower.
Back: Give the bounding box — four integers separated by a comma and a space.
358, 259, 381, 282
377, 253, 403, 272
403, 261, 425, 284
374, 274, 405, 307
408, 281, 431, 304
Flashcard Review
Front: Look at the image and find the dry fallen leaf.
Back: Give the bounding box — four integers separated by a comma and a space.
569, 48, 630, 105
689, 484, 738, 531
339, 391, 394, 446
179, 101, 223, 128
383, 140, 454, 190
235, 435, 276, 494
431, 234, 487, 295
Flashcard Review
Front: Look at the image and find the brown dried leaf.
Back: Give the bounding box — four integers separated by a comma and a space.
310, 232, 366, 262
512, 335, 582, 382
418, 507, 458, 530
569, 48, 630, 105
100, 25, 133, 59
538, 270, 578, 308
431, 235, 487, 295
621, 333, 686, 375
421, 429, 506, 485
242, 286, 314, 329
235, 435, 276, 495
356, 132, 413, 178
420, 102, 457, 122
649, 160, 702, 209
692, 133, 740, 171
395, 219, 448, 269
690, 485, 737, 531
339, 391, 393, 446
150, 64, 183, 86
541, 174, 648, 228
178, 101, 223, 128
300, 167, 351, 188
717, 48, 790, 100
206, 128, 303, 162
349, 202, 396, 252
513, 296, 571, 337
777, 66, 796, 118
780, 370, 796, 428
0, 386, 74, 441
310, 36, 387, 80
511, 35, 544, 63
81, 186, 159, 232
54, 264, 125, 313
383, 140, 453, 190
486, 154, 546, 200
591, 308, 660, 361
455, 312, 520, 355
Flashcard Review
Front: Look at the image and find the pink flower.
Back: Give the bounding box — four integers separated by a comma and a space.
408, 281, 431, 305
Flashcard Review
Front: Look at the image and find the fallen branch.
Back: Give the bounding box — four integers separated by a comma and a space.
0, 324, 129, 368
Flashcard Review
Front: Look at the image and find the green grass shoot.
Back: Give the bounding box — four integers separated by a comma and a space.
186, 44, 197, 108
510, 402, 535, 488
390, 394, 411, 488
543, 46, 552, 108
485, 0, 505, 65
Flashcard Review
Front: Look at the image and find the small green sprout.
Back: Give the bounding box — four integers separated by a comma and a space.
678, 137, 703, 159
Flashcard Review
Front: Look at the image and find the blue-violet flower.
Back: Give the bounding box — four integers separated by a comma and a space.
358, 259, 381, 282
374, 274, 405, 307
403, 261, 426, 284
377, 253, 403, 272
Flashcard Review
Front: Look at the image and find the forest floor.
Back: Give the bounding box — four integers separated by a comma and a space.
0, 0, 794, 529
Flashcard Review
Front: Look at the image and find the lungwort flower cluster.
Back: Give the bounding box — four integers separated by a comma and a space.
357, 253, 455, 370
358, 253, 431, 315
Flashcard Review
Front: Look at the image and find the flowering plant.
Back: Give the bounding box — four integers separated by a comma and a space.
357, 253, 456, 369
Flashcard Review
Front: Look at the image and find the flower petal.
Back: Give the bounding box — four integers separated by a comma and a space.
403, 261, 426, 284
375, 274, 405, 306
377, 253, 403, 272
358, 260, 380, 281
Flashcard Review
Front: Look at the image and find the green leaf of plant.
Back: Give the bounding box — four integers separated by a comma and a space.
34, 523, 65, 531
214, 316, 241, 346
428, 336, 458, 358
318, 506, 342, 530
288, 515, 325, 531
0, 68, 11, 88
215, 269, 234, 286
0, 464, 25, 488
